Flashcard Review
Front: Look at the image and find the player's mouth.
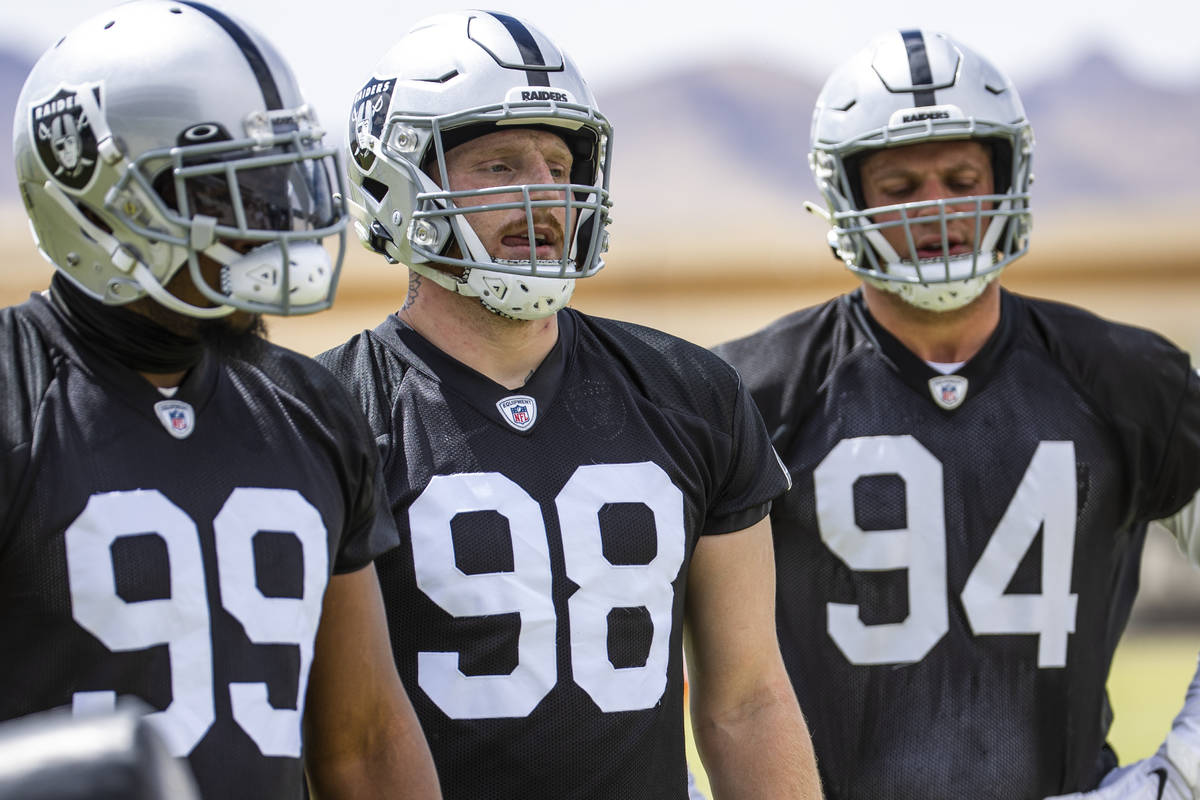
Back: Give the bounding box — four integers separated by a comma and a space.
500, 226, 561, 260
913, 235, 972, 260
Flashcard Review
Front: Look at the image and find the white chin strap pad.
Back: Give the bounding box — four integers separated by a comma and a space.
216, 241, 333, 307
407, 262, 575, 321
864, 267, 1001, 312
466, 269, 575, 320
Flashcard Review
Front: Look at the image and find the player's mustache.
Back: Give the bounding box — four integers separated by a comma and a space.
500, 212, 566, 244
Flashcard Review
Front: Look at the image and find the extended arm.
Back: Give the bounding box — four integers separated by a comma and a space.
303, 564, 442, 800
684, 516, 822, 799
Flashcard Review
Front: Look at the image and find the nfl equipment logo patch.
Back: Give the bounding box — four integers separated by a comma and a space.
928, 375, 968, 410
154, 399, 196, 440
496, 395, 537, 432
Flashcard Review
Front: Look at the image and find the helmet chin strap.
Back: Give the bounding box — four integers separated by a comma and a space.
43, 180, 236, 318
201, 240, 335, 311
132, 261, 237, 318
863, 269, 1001, 312
406, 261, 573, 321
403, 208, 574, 320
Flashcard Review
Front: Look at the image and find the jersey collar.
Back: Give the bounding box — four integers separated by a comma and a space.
382, 309, 574, 434
847, 288, 1018, 412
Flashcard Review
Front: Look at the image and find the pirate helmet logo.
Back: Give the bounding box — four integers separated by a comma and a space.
349, 77, 395, 170
31, 85, 101, 191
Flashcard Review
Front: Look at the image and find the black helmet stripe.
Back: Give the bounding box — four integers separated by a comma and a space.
900, 29, 937, 107
488, 12, 552, 87
179, 1, 283, 110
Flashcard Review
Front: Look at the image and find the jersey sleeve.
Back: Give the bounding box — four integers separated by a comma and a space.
0, 303, 51, 547
701, 369, 792, 535
1031, 298, 1200, 524
332, 412, 401, 574
1147, 365, 1200, 521
300, 346, 400, 575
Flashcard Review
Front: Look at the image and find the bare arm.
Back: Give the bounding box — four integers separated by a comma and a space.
304, 564, 442, 800
684, 516, 822, 799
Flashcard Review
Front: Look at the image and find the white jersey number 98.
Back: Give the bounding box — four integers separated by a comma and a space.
409, 461, 685, 719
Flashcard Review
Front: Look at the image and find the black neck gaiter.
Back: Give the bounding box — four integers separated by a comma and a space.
49, 273, 205, 374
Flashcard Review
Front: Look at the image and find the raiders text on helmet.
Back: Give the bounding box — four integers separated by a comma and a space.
344, 10, 612, 320
13, 0, 349, 318
807, 29, 1034, 311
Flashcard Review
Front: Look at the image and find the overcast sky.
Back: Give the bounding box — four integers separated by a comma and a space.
8, 0, 1200, 130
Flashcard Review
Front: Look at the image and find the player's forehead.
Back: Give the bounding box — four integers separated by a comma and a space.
860, 139, 991, 178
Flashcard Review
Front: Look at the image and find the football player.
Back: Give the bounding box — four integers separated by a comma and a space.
713, 28, 1200, 800
3, 2, 440, 799
317, 10, 821, 799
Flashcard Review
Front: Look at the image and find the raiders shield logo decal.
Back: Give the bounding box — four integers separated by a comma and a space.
349, 77, 395, 170
928, 374, 968, 410
154, 399, 196, 440
30, 84, 101, 191
496, 395, 537, 432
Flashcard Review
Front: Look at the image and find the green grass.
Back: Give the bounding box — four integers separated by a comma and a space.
686, 631, 1200, 796
1107, 631, 1199, 761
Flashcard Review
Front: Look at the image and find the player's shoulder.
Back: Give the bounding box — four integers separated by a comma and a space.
1, 294, 67, 429
571, 310, 745, 401
225, 337, 376, 435
1013, 291, 1191, 382
713, 296, 846, 377
239, 336, 343, 392
1011, 291, 1195, 433
710, 296, 850, 432
1, 292, 60, 361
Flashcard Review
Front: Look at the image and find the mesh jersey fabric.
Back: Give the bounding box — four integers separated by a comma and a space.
714, 288, 1200, 800
317, 307, 789, 799
0, 291, 399, 800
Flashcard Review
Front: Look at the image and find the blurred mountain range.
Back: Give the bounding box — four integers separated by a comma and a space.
595, 52, 1200, 256
3, 46, 1197, 243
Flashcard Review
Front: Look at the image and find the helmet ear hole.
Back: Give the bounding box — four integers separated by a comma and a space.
843, 152, 868, 210
985, 139, 1013, 195
361, 176, 389, 204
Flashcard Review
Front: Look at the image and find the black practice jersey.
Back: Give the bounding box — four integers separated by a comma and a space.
0, 292, 398, 800
317, 308, 789, 800
713, 289, 1200, 800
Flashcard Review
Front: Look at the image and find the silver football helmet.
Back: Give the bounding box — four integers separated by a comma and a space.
345, 10, 612, 320
13, 0, 348, 318
808, 29, 1034, 311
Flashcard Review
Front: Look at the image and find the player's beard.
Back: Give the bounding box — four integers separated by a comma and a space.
194, 313, 269, 361
124, 289, 270, 362
137, 300, 270, 362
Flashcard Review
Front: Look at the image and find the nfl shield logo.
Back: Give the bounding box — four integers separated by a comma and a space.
496, 395, 537, 432
928, 374, 968, 411
154, 399, 196, 440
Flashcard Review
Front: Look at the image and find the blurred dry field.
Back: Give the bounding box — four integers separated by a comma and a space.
3, 208, 1198, 785
3, 207, 1199, 354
